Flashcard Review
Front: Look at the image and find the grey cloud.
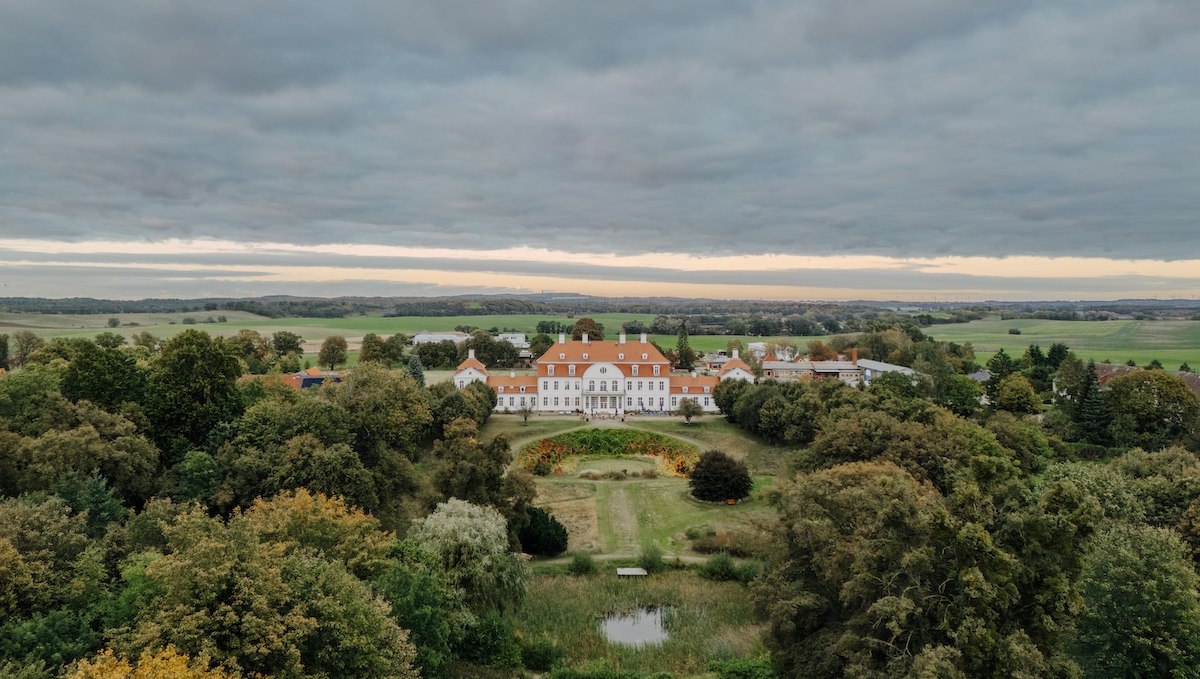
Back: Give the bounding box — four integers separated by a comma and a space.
1, 0, 1199, 286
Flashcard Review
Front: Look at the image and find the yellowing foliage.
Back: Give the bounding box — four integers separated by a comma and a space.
70, 647, 236, 679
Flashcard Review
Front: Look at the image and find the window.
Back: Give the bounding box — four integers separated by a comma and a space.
618, 353, 624, 360
704, 387, 710, 393
574, 397, 580, 407
653, 365, 660, 376
543, 397, 548, 406
548, 365, 555, 376
672, 397, 678, 406
683, 386, 689, 393
704, 397, 710, 406
520, 386, 526, 393
456, 380, 463, 387
626, 398, 632, 406
637, 381, 643, 390
520, 397, 525, 405
589, 380, 595, 391
542, 380, 548, 390
554, 381, 559, 390
559, 352, 565, 359
659, 381, 665, 390
611, 380, 618, 391
642, 353, 648, 360
582, 353, 589, 360
498, 386, 505, 393
554, 397, 559, 406
632, 365, 639, 376
600, 381, 607, 391
659, 398, 664, 408
568, 365, 576, 376
626, 381, 632, 390
509, 397, 515, 406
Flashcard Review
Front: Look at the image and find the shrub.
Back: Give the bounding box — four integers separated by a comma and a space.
518, 634, 564, 672
689, 450, 753, 502
692, 532, 762, 558
700, 552, 739, 581
567, 552, 597, 576
519, 507, 569, 557
458, 612, 522, 669
1008, 328, 1022, 335
685, 525, 716, 540
602, 470, 628, 481
709, 656, 776, 679
639, 543, 665, 574
637, 468, 658, 479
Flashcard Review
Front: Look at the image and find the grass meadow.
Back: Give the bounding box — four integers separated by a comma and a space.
509, 570, 766, 676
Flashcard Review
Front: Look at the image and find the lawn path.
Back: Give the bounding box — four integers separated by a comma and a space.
605, 484, 641, 554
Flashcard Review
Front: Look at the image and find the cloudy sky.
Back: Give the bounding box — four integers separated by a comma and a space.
1, 0, 1198, 301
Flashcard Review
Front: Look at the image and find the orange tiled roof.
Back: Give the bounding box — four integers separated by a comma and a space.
489, 375, 538, 392
670, 375, 719, 394
718, 358, 752, 376
456, 356, 489, 374
536, 339, 669, 366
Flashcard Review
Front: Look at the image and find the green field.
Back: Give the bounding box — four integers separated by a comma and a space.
925, 318, 1200, 369
2, 310, 811, 355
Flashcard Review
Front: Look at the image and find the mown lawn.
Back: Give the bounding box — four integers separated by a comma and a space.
626, 416, 793, 475
509, 570, 767, 677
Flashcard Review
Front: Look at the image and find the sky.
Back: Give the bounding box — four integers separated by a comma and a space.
1, 0, 1198, 301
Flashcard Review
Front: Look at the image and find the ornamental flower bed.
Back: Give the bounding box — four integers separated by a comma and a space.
519, 429, 700, 477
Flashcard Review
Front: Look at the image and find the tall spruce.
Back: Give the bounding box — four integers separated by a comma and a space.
676, 324, 695, 371
1075, 360, 1107, 444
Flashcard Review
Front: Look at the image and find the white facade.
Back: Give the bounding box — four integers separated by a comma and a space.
455, 334, 753, 416
412, 331, 470, 345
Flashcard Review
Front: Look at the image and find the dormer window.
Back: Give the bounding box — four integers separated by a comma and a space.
582, 353, 589, 360
704, 387, 711, 393
548, 365, 555, 376
569, 365, 576, 376
653, 365, 660, 376
632, 365, 639, 376
520, 386, 526, 393
642, 353, 648, 360
498, 387, 505, 393
683, 386, 689, 393
559, 353, 565, 359
618, 353, 624, 360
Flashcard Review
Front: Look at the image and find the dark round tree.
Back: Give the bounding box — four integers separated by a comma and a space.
518, 506, 569, 557
689, 450, 753, 502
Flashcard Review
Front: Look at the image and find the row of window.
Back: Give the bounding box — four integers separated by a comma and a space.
545, 364, 662, 377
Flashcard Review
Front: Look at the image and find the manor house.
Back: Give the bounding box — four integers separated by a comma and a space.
454, 332, 754, 416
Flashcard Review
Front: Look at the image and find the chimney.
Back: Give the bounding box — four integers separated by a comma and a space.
640, 332, 647, 344
851, 348, 858, 365
691, 371, 697, 378
619, 332, 627, 344
582, 333, 589, 344
732, 349, 740, 359
510, 370, 516, 378
468, 349, 475, 359
558, 333, 566, 344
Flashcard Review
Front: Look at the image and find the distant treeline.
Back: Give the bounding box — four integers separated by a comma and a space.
4, 295, 1199, 324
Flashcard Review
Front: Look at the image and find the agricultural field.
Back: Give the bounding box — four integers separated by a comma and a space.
925, 318, 1200, 369
1, 310, 811, 356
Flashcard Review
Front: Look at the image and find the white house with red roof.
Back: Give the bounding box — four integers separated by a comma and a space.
453, 349, 490, 388
455, 331, 753, 415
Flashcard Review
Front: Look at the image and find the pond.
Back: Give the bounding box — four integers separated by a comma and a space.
601, 606, 670, 647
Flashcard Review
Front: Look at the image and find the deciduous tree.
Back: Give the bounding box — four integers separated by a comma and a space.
145, 330, 242, 463
318, 335, 348, 370
689, 450, 752, 501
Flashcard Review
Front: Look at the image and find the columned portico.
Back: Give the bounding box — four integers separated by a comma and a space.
581, 362, 626, 415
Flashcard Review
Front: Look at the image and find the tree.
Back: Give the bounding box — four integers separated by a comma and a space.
689, 450, 752, 501
516, 402, 535, 424
406, 499, 530, 613
940, 374, 984, 417
62, 341, 147, 410
1107, 371, 1200, 450
0, 333, 8, 370
528, 333, 553, 359
270, 331, 304, 358
106, 317, 120, 328
1147, 358, 1165, 370
382, 334, 407, 367
93, 332, 126, 349
676, 397, 703, 424
432, 419, 511, 508
145, 330, 243, 464
518, 507, 568, 557
984, 348, 1019, 402
1071, 525, 1200, 677
676, 325, 696, 370
69, 647, 237, 679
1182, 363, 1193, 373
318, 336, 348, 370
325, 363, 432, 459
130, 332, 160, 353
359, 333, 385, 364
403, 355, 425, 387
10, 330, 45, 368
994, 373, 1040, 414
570, 317, 604, 341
